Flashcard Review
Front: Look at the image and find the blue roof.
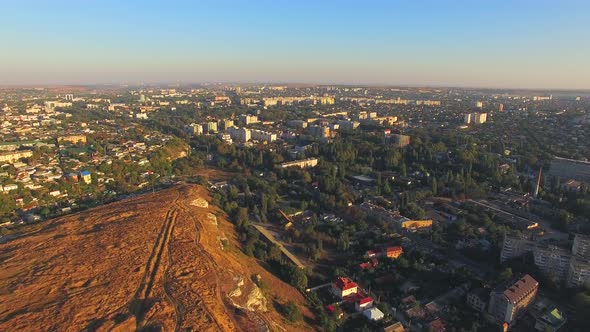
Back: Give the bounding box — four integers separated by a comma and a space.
80, 170, 91, 176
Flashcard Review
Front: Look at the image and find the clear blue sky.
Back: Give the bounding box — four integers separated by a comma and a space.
1, 0, 589, 89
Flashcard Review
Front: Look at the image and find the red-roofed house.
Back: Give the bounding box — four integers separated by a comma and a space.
359, 258, 380, 270
355, 296, 374, 312
366, 250, 378, 258
385, 246, 403, 259
332, 277, 358, 299
359, 262, 371, 270
429, 318, 446, 332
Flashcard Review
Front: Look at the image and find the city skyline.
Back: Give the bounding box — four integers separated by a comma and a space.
1, 0, 590, 89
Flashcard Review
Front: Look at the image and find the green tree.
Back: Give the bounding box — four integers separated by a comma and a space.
281, 301, 302, 323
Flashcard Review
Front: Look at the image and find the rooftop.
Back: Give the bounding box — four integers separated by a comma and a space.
502, 274, 538, 304
333, 277, 358, 291
537, 307, 566, 328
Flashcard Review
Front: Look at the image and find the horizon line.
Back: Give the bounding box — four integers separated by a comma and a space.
1, 81, 589, 92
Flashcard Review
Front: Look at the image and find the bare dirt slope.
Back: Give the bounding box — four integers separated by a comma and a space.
0, 184, 312, 332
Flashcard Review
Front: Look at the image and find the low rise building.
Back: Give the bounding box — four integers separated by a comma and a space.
400, 219, 433, 231
355, 296, 373, 312
332, 277, 358, 299
362, 307, 384, 321
80, 170, 91, 184
279, 158, 318, 169
389, 134, 410, 148
466, 288, 489, 312
534, 307, 566, 332
0, 150, 33, 164
58, 135, 87, 144
385, 246, 403, 259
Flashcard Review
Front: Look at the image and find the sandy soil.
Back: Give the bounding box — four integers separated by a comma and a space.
0, 184, 312, 332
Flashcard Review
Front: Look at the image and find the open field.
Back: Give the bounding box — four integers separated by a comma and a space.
0, 184, 312, 331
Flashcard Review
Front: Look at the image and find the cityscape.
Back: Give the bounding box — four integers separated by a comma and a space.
1, 1, 589, 332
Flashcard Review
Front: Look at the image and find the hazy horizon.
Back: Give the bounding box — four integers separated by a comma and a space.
2, 0, 590, 89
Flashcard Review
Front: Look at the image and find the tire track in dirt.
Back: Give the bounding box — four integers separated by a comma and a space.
173, 193, 272, 332
123, 193, 180, 330
169, 197, 230, 331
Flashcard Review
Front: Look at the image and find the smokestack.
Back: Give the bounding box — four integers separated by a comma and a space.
534, 168, 542, 197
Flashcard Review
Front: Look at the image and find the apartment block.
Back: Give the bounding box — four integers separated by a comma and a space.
488, 275, 538, 325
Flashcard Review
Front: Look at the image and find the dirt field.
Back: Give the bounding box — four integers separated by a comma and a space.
0, 184, 313, 331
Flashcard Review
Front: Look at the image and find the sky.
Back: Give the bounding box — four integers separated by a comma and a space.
1, 0, 589, 89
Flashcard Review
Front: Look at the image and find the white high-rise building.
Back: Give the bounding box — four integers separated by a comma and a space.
573, 234, 590, 259
228, 127, 251, 143
464, 113, 472, 124
567, 257, 590, 288
474, 112, 487, 124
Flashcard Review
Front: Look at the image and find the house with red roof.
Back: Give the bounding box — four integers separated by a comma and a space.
359, 258, 380, 270
385, 246, 403, 259
355, 296, 374, 312
332, 277, 358, 299
429, 318, 446, 332
366, 250, 379, 258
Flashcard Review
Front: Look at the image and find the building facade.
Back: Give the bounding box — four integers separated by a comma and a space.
488, 274, 538, 325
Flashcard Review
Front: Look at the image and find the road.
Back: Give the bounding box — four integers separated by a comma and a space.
468, 199, 568, 241
405, 232, 491, 279
253, 224, 306, 269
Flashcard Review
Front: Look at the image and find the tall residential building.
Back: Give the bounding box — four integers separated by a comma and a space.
308, 125, 331, 139
251, 129, 277, 143
498, 103, 504, 112
319, 96, 335, 105
222, 119, 235, 130
533, 244, 571, 281
476, 101, 484, 108
287, 120, 308, 129
567, 234, 590, 288
464, 112, 487, 125
187, 123, 203, 136
206, 121, 218, 133
488, 275, 538, 325
572, 233, 590, 259
227, 127, 251, 143
239, 114, 259, 125
474, 112, 487, 124
500, 233, 536, 263
464, 113, 472, 124
567, 257, 590, 288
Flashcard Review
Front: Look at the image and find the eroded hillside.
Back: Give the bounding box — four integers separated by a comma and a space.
0, 184, 312, 331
